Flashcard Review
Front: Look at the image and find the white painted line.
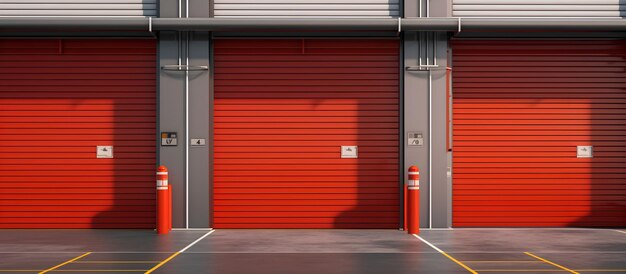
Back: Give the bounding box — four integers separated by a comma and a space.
2, 250, 626, 254
614, 230, 626, 234
171, 228, 214, 231
183, 251, 626, 254
413, 234, 478, 274
179, 229, 215, 253
145, 230, 216, 273
413, 234, 444, 253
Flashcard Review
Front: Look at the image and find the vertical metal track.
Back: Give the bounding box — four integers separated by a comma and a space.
419, 0, 423, 18
428, 65, 432, 229
178, 0, 182, 18
185, 0, 191, 229
185, 31, 189, 229
179, 0, 190, 229
427, 0, 433, 230
415, 0, 435, 229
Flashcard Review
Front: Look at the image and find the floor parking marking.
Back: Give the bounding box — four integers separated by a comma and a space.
615, 230, 626, 234
0, 252, 174, 254
475, 270, 566, 272
73, 261, 161, 264
179, 229, 215, 252
143, 252, 181, 274
145, 229, 216, 274
463, 261, 542, 263
48, 270, 146, 272
525, 252, 579, 274
413, 234, 478, 274
39, 252, 91, 274
0, 250, 605, 254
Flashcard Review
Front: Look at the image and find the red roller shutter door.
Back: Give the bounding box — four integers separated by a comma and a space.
213, 39, 400, 228
0, 39, 157, 228
452, 40, 626, 227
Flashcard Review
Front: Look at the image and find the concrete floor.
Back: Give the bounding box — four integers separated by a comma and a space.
0, 229, 624, 273
420, 229, 626, 274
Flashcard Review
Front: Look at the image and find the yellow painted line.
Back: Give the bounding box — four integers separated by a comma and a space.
142, 230, 215, 274
440, 252, 480, 274
39, 252, 91, 274
476, 270, 566, 272
73, 261, 161, 264
48, 271, 146, 272
464, 261, 542, 263
144, 252, 181, 274
0, 271, 41, 272
412, 235, 478, 274
525, 252, 579, 274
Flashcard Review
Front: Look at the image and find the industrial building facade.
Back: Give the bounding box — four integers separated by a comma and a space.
0, 1, 624, 229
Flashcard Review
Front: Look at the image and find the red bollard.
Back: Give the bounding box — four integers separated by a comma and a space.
168, 180, 172, 231
157, 166, 169, 234
407, 166, 420, 234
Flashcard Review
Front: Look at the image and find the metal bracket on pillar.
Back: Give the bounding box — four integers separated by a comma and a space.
161, 65, 209, 71
406, 65, 439, 71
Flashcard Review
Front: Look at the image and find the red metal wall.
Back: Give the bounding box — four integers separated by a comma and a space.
213, 39, 400, 228
452, 40, 626, 227
0, 39, 157, 228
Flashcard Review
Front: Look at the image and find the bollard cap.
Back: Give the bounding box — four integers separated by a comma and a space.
409, 166, 418, 172
157, 165, 168, 173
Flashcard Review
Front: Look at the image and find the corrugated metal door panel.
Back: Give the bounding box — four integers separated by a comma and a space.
451, 40, 626, 227
213, 39, 400, 229
453, 0, 625, 17
0, 39, 157, 229
0, 0, 156, 17
214, 0, 399, 18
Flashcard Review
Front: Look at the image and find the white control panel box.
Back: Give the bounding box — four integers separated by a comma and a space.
341, 146, 358, 159
577, 146, 593, 158
96, 146, 113, 158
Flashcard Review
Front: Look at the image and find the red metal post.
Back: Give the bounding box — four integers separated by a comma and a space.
157, 166, 169, 234
407, 166, 420, 234
168, 182, 172, 231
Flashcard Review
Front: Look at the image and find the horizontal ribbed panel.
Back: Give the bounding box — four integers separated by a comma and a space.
0, 0, 156, 17
0, 39, 157, 228
453, 0, 625, 17
213, 39, 400, 228
214, 0, 399, 18
452, 40, 626, 228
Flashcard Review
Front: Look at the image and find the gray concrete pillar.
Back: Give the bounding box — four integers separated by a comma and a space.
404, 0, 452, 17
158, 31, 186, 228
158, 32, 211, 228
188, 32, 211, 228
159, 0, 209, 18
403, 32, 450, 228
403, 0, 451, 229
159, 0, 211, 229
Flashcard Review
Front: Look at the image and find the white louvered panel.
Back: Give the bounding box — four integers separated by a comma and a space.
453, 0, 625, 17
0, 0, 156, 17
214, 0, 399, 18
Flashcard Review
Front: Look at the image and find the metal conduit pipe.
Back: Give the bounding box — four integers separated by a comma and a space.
1, 18, 626, 32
